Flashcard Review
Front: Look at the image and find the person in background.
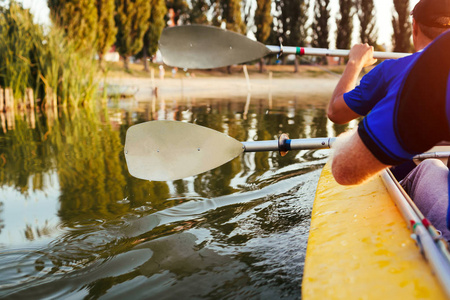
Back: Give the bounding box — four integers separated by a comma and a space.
331, 31, 450, 240
159, 65, 165, 80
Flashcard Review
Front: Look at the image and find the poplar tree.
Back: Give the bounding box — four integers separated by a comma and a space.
336, 0, 353, 64
392, 0, 412, 52
272, 0, 308, 71
187, 0, 209, 24
96, 0, 117, 69
311, 0, 330, 64
356, 0, 378, 45
114, 0, 151, 70
336, 0, 353, 50
209, 0, 245, 72
221, 0, 246, 34
254, 0, 272, 72
142, 0, 167, 72
48, 0, 98, 51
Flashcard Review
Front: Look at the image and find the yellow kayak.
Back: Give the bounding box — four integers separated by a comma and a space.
302, 162, 448, 299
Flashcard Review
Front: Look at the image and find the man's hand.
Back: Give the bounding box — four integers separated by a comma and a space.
348, 44, 378, 69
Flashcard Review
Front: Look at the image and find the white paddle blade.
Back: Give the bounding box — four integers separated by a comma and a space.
159, 25, 271, 69
124, 121, 244, 181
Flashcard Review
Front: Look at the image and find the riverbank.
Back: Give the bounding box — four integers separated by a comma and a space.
105, 63, 344, 104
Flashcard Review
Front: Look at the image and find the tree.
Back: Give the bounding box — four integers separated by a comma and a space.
271, 0, 308, 71
221, 0, 246, 34
336, 0, 354, 64
311, 0, 330, 65
48, 0, 98, 51
392, 0, 412, 52
336, 0, 353, 49
142, 0, 167, 72
96, 0, 117, 70
254, 0, 272, 72
209, 0, 246, 73
114, 0, 151, 70
255, 0, 272, 43
187, 0, 210, 24
356, 0, 378, 46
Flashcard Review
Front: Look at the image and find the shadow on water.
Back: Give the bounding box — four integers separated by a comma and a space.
0, 94, 354, 299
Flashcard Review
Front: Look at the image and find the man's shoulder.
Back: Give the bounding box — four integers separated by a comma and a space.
378, 52, 419, 70
369, 52, 420, 84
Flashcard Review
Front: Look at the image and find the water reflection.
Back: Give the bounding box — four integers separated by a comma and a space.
0, 93, 353, 298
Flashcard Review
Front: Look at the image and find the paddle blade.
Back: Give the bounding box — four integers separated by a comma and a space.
124, 121, 244, 181
159, 25, 271, 69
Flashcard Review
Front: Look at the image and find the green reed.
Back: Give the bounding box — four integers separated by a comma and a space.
0, 2, 98, 108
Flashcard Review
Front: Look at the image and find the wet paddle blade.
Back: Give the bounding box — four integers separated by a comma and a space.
124, 121, 244, 181
159, 25, 271, 69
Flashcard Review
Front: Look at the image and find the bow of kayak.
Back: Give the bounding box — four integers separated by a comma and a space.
302, 162, 447, 299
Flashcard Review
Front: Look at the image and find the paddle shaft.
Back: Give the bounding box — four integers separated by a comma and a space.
266, 46, 410, 60
242, 137, 335, 152
413, 151, 450, 160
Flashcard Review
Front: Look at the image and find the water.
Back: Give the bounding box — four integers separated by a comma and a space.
0, 94, 352, 299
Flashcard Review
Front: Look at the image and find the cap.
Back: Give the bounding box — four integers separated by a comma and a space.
411, 0, 450, 28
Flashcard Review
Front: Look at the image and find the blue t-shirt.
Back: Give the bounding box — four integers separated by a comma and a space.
355, 31, 450, 165
343, 52, 420, 116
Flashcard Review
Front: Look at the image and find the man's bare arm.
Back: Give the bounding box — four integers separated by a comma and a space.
327, 44, 378, 124
331, 130, 389, 185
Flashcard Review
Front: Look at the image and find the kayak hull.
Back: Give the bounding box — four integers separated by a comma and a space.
302, 162, 446, 299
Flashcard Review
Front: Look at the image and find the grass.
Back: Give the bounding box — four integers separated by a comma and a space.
0, 2, 98, 108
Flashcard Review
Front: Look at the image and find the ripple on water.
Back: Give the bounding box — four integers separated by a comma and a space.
0, 249, 60, 292
132, 205, 153, 213
59, 219, 106, 232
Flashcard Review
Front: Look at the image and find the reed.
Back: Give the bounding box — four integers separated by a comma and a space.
0, 2, 98, 109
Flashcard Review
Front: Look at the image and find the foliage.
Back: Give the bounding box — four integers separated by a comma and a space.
254, 0, 272, 44
336, 0, 354, 50
271, 0, 309, 71
274, 0, 309, 47
48, 0, 98, 52
220, 0, 246, 34
141, 0, 167, 71
0, 1, 98, 107
96, 0, 117, 68
187, 0, 210, 24
392, 0, 412, 52
0, 3, 35, 97
114, 0, 151, 70
356, 0, 378, 45
311, 0, 330, 64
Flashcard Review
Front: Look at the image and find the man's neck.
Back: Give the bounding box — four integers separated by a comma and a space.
414, 43, 427, 52
414, 35, 433, 52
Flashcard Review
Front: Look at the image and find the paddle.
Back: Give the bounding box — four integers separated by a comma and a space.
158, 25, 411, 69
124, 121, 335, 181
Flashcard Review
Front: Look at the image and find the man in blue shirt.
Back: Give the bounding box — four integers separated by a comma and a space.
332, 30, 450, 238
329, 0, 450, 239
328, 0, 450, 125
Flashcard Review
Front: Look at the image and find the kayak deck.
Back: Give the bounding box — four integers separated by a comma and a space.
302, 162, 446, 299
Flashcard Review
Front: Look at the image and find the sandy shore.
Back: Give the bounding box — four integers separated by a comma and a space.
107, 74, 340, 105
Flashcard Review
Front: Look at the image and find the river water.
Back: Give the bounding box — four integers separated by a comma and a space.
0, 94, 353, 299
